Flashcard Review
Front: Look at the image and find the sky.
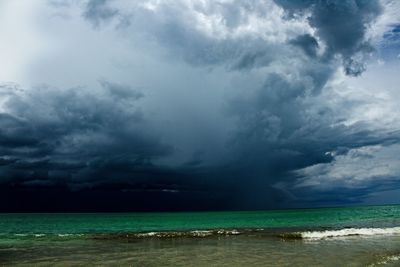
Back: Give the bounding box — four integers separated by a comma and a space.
0, 0, 399, 211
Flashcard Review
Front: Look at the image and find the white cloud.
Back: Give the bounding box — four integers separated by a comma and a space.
295, 144, 400, 189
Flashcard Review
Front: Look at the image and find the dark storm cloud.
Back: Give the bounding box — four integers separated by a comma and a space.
1, 0, 398, 211
0, 82, 172, 185
49, 0, 400, 206
214, 0, 397, 206
225, 71, 400, 196
0, 82, 244, 211
275, 0, 382, 76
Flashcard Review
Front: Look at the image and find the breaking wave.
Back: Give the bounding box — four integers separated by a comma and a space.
4, 229, 243, 241
91, 229, 242, 239
295, 227, 400, 240
6, 227, 400, 241
7, 233, 85, 239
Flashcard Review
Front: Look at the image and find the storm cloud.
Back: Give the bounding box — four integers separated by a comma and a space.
0, 0, 399, 211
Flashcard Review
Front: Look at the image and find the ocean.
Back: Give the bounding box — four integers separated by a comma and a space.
1, 205, 400, 266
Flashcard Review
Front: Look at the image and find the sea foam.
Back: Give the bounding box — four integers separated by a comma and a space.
300, 227, 400, 239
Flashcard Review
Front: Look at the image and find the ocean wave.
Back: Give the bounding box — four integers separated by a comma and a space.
9, 226, 400, 241
92, 229, 242, 239
11, 233, 84, 238
57, 234, 84, 237
297, 227, 400, 240
132, 230, 215, 238
5, 230, 243, 240
14, 234, 28, 237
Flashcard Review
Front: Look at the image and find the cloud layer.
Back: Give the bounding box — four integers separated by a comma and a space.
0, 0, 399, 211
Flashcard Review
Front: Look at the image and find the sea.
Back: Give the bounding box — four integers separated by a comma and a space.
1, 205, 400, 266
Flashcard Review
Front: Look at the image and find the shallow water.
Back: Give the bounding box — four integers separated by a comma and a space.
1, 205, 400, 266
1, 235, 400, 266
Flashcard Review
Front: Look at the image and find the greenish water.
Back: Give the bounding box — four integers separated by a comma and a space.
1, 205, 400, 266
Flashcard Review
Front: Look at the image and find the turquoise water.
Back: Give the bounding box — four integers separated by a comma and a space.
1, 205, 399, 235
1, 205, 400, 266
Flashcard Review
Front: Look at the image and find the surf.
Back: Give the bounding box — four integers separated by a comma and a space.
299, 227, 400, 239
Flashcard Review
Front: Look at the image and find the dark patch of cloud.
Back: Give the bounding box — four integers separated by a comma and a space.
380, 23, 400, 61
290, 34, 319, 57
83, 0, 120, 27
275, 0, 382, 76
99, 80, 144, 100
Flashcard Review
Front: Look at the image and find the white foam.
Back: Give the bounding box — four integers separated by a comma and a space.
301, 227, 400, 239
190, 230, 214, 237
57, 234, 84, 237
136, 232, 158, 237
14, 234, 28, 237
132, 229, 241, 238
34, 234, 45, 237
218, 229, 240, 235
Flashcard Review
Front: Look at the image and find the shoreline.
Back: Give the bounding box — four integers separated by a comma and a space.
2, 225, 400, 242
